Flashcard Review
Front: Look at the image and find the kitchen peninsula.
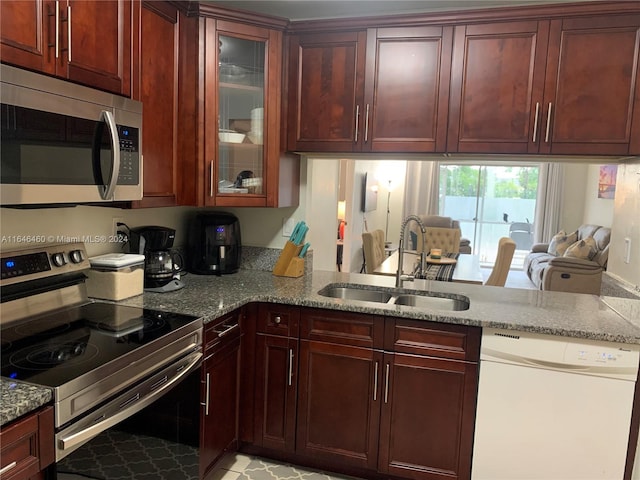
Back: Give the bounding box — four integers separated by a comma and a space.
3, 267, 640, 480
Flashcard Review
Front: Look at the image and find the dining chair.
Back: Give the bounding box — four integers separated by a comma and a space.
362, 229, 386, 274
415, 227, 461, 254
485, 237, 517, 286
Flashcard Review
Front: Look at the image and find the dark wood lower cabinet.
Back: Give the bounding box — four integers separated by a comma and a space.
296, 340, 381, 470
243, 306, 480, 480
254, 333, 298, 452
378, 353, 478, 480
0, 406, 54, 480
200, 311, 242, 480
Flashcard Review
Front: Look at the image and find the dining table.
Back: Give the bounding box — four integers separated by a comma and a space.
373, 251, 484, 285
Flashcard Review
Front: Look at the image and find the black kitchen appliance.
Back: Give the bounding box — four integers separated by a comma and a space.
187, 212, 241, 275
128, 225, 185, 292
0, 242, 202, 477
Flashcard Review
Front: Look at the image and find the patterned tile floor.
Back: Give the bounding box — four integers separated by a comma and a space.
57, 429, 198, 480
210, 454, 361, 480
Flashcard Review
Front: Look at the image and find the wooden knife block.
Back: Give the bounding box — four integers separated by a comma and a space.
273, 241, 305, 278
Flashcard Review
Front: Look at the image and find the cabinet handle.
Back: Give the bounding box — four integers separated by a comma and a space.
273, 315, 281, 324
55, 1, 60, 59
214, 321, 239, 338
364, 104, 370, 143
205, 372, 211, 415
354, 105, 360, 143
0, 462, 17, 475
67, 5, 72, 62
288, 349, 294, 386
209, 161, 214, 197
545, 102, 553, 143
532, 102, 540, 142
373, 361, 379, 401
384, 363, 390, 404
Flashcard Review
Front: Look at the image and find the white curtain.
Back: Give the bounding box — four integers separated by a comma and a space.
534, 162, 565, 243
403, 160, 440, 218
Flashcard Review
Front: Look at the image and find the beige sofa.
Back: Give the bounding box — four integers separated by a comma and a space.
523, 224, 611, 295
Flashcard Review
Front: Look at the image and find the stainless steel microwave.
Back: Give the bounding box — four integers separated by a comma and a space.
1, 64, 142, 206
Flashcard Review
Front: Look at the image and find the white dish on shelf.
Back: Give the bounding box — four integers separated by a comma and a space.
219, 130, 245, 143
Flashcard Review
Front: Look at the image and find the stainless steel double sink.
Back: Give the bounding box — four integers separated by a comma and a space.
318, 284, 470, 311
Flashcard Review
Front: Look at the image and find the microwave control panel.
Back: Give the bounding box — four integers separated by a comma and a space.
117, 125, 140, 185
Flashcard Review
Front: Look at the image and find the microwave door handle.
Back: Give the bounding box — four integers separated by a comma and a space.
96, 110, 120, 200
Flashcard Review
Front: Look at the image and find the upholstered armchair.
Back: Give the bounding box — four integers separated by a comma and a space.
523, 224, 611, 295
410, 215, 472, 254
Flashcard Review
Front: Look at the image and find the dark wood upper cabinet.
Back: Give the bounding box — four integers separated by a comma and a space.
193, 17, 299, 208
448, 14, 640, 155
0, 0, 56, 75
363, 26, 453, 153
447, 20, 549, 154
1, 0, 132, 96
287, 31, 367, 152
287, 27, 452, 153
131, 1, 180, 208
541, 14, 640, 155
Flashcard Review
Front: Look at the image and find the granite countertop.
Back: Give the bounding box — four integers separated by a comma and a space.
0, 379, 52, 426
115, 269, 640, 344
3, 268, 639, 426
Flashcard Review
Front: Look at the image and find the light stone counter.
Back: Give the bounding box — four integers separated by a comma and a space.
0, 378, 52, 426
4, 269, 639, 424
116, 269, 640, 344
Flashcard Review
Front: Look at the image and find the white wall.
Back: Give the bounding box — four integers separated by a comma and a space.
559, 163, 588, 232
583, 164, 615, 227
608, 160, 640, 289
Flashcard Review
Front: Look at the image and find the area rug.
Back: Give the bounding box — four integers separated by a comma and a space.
237, 457, 356, 480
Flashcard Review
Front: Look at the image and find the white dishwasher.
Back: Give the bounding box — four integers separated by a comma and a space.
472, 328, 639, 480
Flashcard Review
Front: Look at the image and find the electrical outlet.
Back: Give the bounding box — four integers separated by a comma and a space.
112, 217, 124, 238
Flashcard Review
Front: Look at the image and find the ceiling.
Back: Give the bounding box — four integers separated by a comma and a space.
208, 0, 594, 21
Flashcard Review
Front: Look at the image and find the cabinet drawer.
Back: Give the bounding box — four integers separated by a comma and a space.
385, 318, 480, 361
301, 308, 383, 348
0, 406, 54, 480
257, 304, 300, 337
204, 311, 242, 352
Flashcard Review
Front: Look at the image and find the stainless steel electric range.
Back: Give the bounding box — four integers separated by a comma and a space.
1, 242, 202, 477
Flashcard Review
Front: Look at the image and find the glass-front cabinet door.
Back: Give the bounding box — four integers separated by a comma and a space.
205, 19, 281, 207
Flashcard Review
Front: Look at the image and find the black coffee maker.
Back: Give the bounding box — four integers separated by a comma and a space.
128, 226, 185, 292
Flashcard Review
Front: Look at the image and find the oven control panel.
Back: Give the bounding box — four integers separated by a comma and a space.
1, 242, 90, 285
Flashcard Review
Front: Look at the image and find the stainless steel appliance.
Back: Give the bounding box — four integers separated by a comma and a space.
127, 226, 185, 292
187, 212, 241, 275
0, 64, 142, 205
0, 243, 202, 478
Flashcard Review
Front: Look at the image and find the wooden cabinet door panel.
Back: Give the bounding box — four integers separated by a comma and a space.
0, 0, 55, 74
132, 1, 178, 207
378, 353, 478, 480
364, 26, 452, 153
254, 334, 298, 452
448, 21, 549, 154
64, 0, 131, 96
287, 31, 366, 152
296, 340, 381, 470
200, 335, 241, 479
542, 15, 640, 155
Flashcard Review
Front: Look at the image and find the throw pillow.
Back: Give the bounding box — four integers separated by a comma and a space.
564, 237, 598, 260
547, 230, 578, 256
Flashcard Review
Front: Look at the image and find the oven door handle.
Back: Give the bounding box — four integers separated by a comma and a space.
57, 351, 202, 456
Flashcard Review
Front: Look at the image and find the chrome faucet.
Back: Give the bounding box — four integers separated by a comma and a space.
395, 215, 427, 288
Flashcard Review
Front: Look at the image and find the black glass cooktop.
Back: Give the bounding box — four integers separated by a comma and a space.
1, 302, 199, 388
